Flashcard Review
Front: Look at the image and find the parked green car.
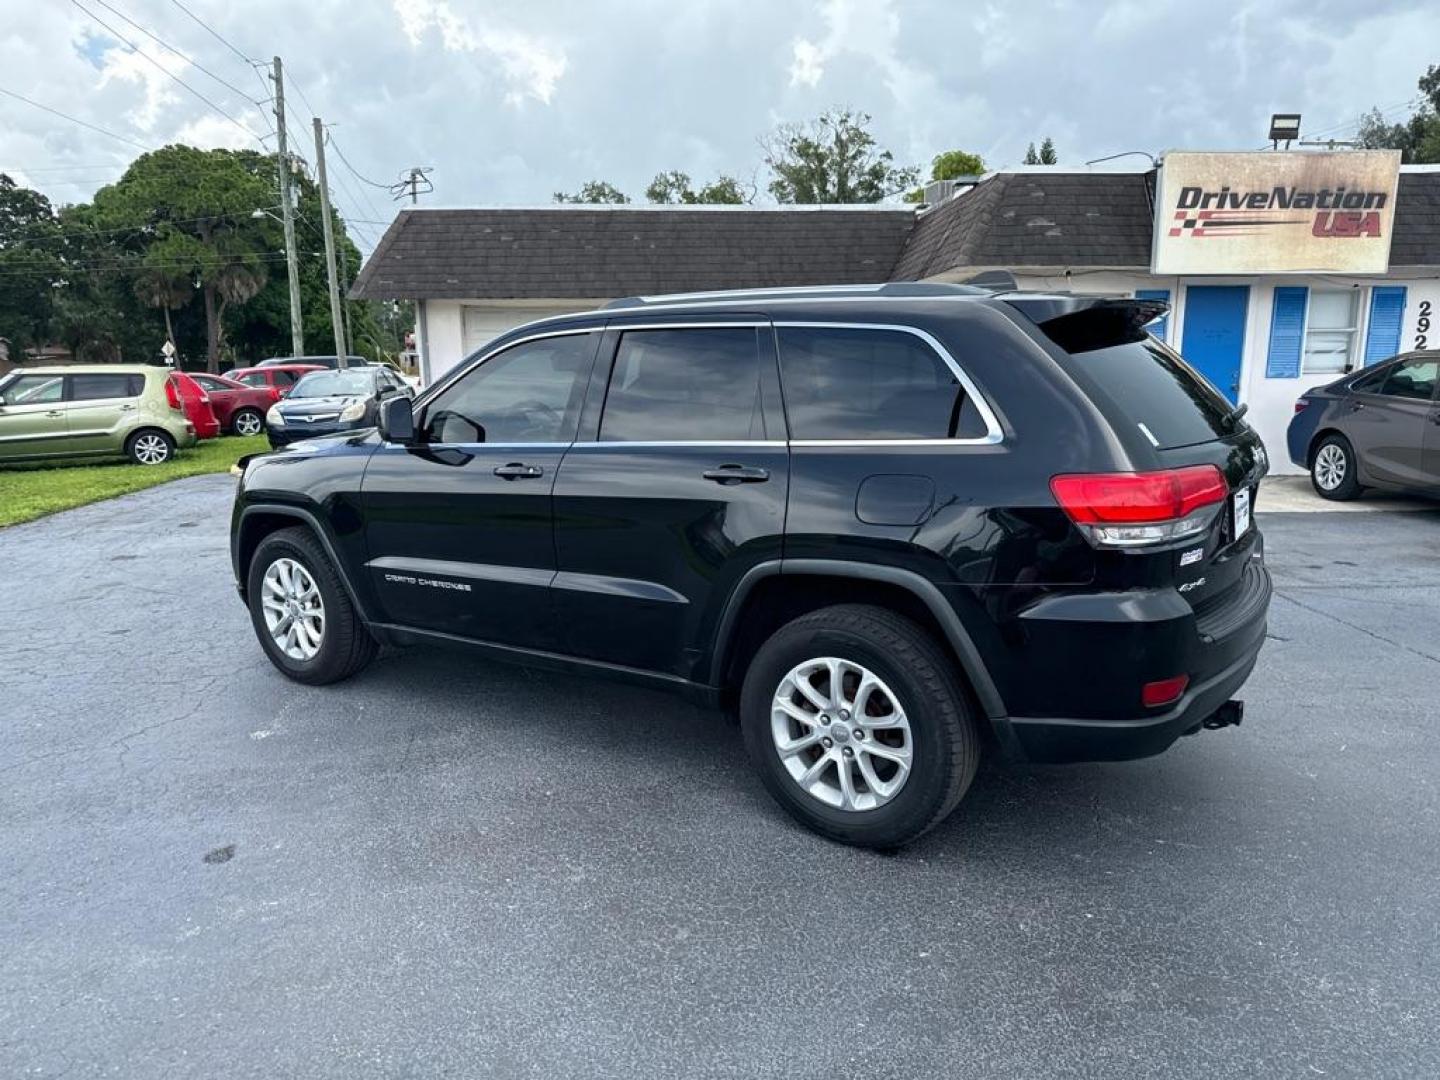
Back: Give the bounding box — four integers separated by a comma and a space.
0, 365, 198, 466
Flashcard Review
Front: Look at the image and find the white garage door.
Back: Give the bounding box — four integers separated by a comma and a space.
461, 304, 585, 356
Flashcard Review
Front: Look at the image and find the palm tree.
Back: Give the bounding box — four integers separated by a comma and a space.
132, 270, 192, 352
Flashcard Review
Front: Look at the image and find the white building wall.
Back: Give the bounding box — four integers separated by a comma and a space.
416, 299, 608, 387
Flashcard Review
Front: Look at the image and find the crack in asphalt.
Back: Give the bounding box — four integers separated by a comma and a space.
1273, 589, 1440, 667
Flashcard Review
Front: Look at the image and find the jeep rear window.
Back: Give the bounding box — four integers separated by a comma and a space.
1040, 312, 1236, 450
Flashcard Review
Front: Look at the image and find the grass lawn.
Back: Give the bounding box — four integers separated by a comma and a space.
0, 435, 268, 528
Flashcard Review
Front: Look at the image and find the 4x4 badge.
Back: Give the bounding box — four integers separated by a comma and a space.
1178, 577, 1207, 593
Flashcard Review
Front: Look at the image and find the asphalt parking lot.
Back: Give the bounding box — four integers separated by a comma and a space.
2, 476, 1438, 1079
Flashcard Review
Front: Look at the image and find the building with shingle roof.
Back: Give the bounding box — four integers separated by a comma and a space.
352, 160, 1440, 471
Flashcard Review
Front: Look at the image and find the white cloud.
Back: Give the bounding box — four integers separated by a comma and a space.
391, 0, 567, 106
95, 39, 185, 132
2, 0, 1437, 227
790, 40, 824, 88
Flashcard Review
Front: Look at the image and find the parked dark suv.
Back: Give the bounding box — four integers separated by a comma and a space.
230, 282, 1271, 847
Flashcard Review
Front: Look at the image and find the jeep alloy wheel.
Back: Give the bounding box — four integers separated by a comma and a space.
770, 656, 913, 812
261, 557, 326, 661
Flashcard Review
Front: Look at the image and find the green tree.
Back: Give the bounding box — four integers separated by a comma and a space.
763, 108, 919, 203
553, 180, 630, 204
904, 149, 986, 202
0, 174, 62, 355
131, 236, 195, 348
1023, 138, 1058, 165
644, 171, 747, 204
1357, 64, 1440, 163
87, 146, 274, 371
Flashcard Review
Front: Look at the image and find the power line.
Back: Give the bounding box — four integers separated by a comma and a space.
67, 0, 268, 147
327, 134, 392, 190
83, 0, 263, 105
1, 208, 287, 247
0, 85, 153, 152
0, 251, 316, 279
0, 162, 129, 173
166, 0, 252, 67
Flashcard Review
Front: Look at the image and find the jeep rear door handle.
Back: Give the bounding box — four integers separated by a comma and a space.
702, 464, 770, 484
493, 462, 544, 479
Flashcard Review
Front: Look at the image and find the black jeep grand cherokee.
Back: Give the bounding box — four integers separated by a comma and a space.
231, 282, 1271, 847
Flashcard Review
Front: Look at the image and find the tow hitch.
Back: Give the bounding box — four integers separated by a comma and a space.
1201, 700, 1244, 730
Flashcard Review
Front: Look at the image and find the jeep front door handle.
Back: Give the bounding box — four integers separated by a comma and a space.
493, 462, 544, 480
702, 464, 770, 485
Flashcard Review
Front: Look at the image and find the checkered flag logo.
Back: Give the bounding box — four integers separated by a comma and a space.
1169, 210, 1201, 237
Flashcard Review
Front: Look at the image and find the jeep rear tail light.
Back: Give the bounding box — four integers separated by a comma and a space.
1050, 465, 1227, 548
164, 375, 181, 411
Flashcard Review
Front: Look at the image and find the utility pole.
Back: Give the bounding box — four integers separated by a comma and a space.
271, 57, 304, 357
313, 117, 349, 368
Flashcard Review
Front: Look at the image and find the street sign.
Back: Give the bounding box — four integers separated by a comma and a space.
161, 340, 176, 359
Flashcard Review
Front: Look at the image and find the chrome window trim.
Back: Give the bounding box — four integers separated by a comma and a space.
773, 320, 1004, 446
571, 441, 787, 449
412, 319, 1004, 451
416, 441, 574, 451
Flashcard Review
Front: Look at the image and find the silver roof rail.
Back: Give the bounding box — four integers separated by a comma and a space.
603, 281, 985, 310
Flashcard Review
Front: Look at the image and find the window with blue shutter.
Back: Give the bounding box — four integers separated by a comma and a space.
1135, 289, 1170, 343
1266, 287, 1308, 379
1363, 286, 1406, 365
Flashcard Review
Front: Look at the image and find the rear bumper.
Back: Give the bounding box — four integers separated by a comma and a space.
993, 555, 1272, 764
1001, 645, 1261, 763
1286, 409, 1321, 469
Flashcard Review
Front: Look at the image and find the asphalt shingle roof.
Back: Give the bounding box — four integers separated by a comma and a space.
1390, 172, 1440, 266
893, 172, 1158, 278
349, 207, 915, 300
351, 170, 1440, 299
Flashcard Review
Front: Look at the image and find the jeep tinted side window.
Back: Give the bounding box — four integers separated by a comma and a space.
599, 328, 766, 442
422, 332, 594, 444
776, 326, 984, 440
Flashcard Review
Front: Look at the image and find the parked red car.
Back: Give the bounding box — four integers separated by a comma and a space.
166, 372, 220, 440
188, 373, 276, 437
227, 364, 325, 400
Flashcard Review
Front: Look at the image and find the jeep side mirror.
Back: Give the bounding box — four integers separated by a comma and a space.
378, 394, 416, 444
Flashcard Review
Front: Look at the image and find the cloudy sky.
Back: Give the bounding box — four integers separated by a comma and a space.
2, 0, 1437, 258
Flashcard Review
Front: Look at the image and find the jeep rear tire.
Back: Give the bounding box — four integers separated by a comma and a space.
247, 526, 377, 685
739, 604, 980, 848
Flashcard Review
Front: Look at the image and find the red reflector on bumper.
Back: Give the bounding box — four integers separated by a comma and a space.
1142, 674, 1189, 708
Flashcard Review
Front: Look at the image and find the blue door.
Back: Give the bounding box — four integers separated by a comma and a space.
1180, 286, 1249, 403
